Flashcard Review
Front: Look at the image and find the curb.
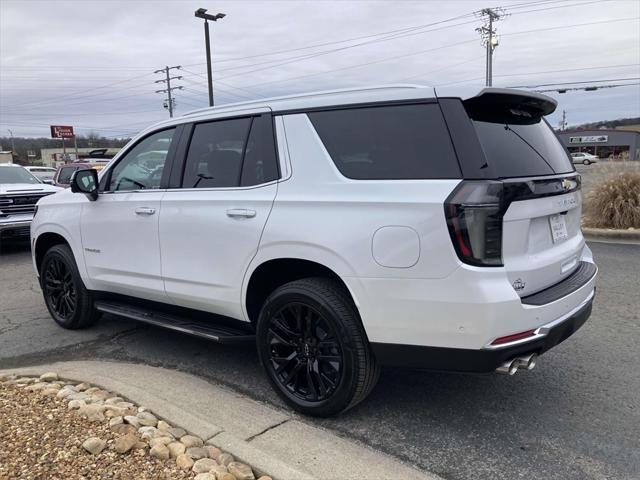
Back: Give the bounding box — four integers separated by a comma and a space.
583, 227, 640, 242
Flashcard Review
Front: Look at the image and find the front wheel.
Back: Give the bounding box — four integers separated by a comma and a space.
583, 159, 590, 165
256, 277, 379, 417
41, 244, 100, 329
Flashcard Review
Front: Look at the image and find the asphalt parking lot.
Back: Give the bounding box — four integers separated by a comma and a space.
1, 239, 638, 480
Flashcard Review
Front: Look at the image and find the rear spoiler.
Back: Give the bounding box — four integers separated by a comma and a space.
434, 87, 557, 125
461, 88, 557, 125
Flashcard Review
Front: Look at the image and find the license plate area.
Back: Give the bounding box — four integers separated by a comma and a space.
549, 213, 569, 243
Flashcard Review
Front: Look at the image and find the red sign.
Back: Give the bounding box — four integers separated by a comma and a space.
50, 125, 75, 139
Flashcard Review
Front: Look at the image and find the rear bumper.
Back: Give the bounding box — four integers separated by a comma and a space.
371, 289, 594, 372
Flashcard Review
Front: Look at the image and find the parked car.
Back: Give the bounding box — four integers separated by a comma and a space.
0, 164, 61, 241
31, 86, 597, 416
53, 161, 108, 188
24, 166, 57, 184
571, 152, 599, 165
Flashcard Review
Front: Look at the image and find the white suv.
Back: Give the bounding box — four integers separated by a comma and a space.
31, 86, 597, 416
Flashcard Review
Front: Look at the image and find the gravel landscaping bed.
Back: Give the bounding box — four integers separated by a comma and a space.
0, 373, 271, 480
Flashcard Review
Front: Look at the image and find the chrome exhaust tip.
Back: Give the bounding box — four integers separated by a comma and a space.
495, 359, 518, 375
514, 353, 537, 371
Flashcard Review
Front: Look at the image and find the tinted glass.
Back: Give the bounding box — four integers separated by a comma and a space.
183, 118, 252, 188
57, 166, 78, 184
472, 120, 573, 178
241, 116, 279, 187
0, 166, 41, 184
109, 128, 174, 191
308, 104, 460, 180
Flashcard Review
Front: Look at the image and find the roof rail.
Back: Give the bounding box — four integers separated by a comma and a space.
182, 84, 427, 117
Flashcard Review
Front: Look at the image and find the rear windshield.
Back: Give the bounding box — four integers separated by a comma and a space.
308, 104, 461, 180
57, 166, 78, 184
472, 119, 574, 178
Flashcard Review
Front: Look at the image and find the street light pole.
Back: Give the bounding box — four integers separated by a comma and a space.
195, 8, 225, 107
204, 19, 214, 107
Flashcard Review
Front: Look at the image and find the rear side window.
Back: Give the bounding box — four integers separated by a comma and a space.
182, 115, 279, 189
308, 104, 460, 180
472, 120, 573, 178
57, 166, 78, 184
241, 115, 279, 186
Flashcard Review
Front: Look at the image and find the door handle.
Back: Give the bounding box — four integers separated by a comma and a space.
226, 208, 256, 218
135, 207, 156, 216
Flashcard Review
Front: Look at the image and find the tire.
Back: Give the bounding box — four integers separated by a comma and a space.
583, 159, 590, 165
40, 244, 100, 329
256, 277, 379, 417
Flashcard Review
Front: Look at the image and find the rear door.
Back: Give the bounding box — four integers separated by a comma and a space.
440, 91, 584, 297
159, 112, 279, 319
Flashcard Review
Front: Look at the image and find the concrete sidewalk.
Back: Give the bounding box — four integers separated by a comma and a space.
1, 360, 440, 480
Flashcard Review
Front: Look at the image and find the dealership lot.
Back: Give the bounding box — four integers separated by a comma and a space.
0, 240, 638, 480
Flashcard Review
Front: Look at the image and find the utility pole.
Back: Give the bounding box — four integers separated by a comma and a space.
195, 8, 226, 107
559, 110, 567, 131
476, 8, 506, 86
154, 66, 183, 117
7, 129, 15, 153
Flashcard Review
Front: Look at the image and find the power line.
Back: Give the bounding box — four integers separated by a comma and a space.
182, 11, 478, 69
508, 77, 640, 88
436, 63, 640, 86
535, 82, 640, 93
242, 15, 639, 90
2, 72, 156, 109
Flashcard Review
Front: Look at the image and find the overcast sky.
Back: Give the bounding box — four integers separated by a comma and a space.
1, 0, 639, 138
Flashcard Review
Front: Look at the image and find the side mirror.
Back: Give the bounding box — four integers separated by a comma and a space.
71, 169, 99, 201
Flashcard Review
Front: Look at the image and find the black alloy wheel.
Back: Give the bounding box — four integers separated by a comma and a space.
257, 277, 379, 417
40, 244, 100, 329
267, 302, 343, 403
43, 257, 76, 320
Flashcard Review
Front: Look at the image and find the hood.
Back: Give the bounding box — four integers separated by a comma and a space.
0, 183, 63, 195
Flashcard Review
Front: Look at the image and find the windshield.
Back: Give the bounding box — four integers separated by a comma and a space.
472, 119, 574, 178
0, 166, 42, 184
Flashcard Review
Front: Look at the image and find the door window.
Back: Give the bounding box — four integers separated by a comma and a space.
181, 115, 279, 189
108, 128, 175, 191
182, 118, 251, 188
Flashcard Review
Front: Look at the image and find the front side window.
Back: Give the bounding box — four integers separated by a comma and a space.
308, 104, 461, 180
108, 128, 175, 191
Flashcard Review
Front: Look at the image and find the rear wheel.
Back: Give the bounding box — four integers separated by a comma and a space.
41, 244, 100, 329
256, 277, 379, 417
583, 159, 590, 165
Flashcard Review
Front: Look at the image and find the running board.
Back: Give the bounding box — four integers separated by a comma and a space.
94, 300, 255, 344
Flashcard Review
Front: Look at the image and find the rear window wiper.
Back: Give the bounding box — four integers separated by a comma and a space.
503, 124, 555, 173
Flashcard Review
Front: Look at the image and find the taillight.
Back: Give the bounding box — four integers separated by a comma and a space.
444, 181, 504, 267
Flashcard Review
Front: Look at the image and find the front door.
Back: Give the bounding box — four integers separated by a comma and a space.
81, 128, 176, 301
159, 114, 279, 319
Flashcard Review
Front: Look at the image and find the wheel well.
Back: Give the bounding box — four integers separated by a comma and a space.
245, 258, 352, 324
35, 232, 69, 274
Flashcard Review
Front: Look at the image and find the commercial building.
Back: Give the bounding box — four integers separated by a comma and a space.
557, 129, 640, 161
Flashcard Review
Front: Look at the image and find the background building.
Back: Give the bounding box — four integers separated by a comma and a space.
557, 129, 640, 161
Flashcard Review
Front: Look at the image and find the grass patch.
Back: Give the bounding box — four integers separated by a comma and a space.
583, 172, 640, 229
